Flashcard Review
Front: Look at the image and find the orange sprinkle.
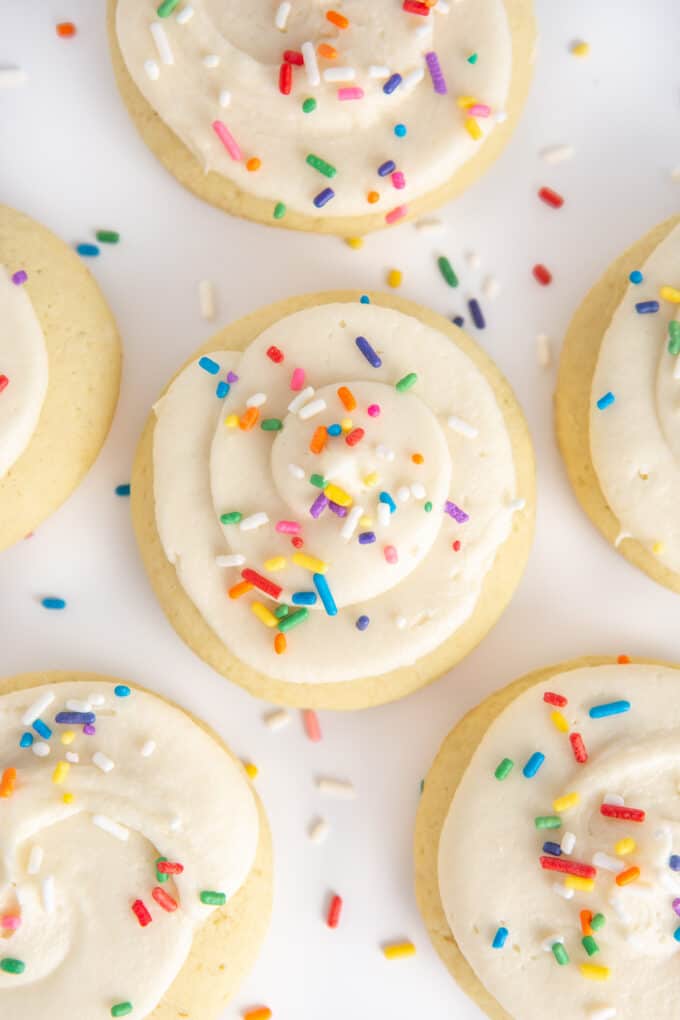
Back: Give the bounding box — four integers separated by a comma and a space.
326, 9, 349, 28
239, 406, 259, 431
310, 426, 328, 455
246, 157, 261, 172
56, 21, 76, 37
411, 453, 424, 465
317, 43, 338, 59
616, 866, 640, 887
0, 767, 17, 798
337, 386, 357, 412
367, 190, 380, 204
228, 580, 253, 599
274, 633, 287, 655
617, 654, 631, 664
243, 1010, 272, 1020
580, 909, 593, 936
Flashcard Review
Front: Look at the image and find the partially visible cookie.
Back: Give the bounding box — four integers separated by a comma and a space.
0, 206, 122, 551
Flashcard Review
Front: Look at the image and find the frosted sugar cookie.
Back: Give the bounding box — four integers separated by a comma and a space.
108, 0, 535, 233
131, 291, 534, 708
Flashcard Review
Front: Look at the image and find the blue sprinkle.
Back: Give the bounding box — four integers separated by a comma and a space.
383, 73, 402, 95
629, 270, 643, 284
356, 615, 370, 631
492, 927, 509, 949
292, 591, 317, 606
114, 684, 131, 698
635, 300, 659, 314
359, 295, 371, 304
115, 483, 131, 497
379, 491, 397, 513
55, 711, 96, 725
199, 356, 220, 375
76, 243, 100, 257
313, 187, 335, 208
41, 597, 66, 610
355, 335, 382, 368
327, 424, 342, 437
358, 531, 376, 544
543, 841, 562, 857
394, 123, 407, 138
33, 719, 52, 740
522, 752, 545, 778
19, 732, 34, 748
588, 700, 631, 719
596, 391, 615, 411
468, 298, 486, 329
452, 316, 464, 328
378, 159, 396, 177
313, 573, 337, 617
674, 927, 680, 943
670, 855, 680, 872
216, 380, 230, 399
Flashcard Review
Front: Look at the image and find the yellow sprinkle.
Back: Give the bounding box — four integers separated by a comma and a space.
293, 551, 329, 573
345, 236, 364, 250
565, 876, 595, 892
464, 116, 482, 140
383, 941, 416, 960
324, 484, 352, 508
244, 762, 258, 779
653, 541, 665, 555
340, 418, 353, 433
359, 515, 373, 527
52, 761, 70, 785
660, 286, 680, 303
60, 730, 76, 745
571, 41, 590, 57
224, 414, 239, 428
580, 963, 610, 982
251, 602, 279, 628
553, 792, 580, 813
615, 838, 636, 856
387, 268, 403, 289
550, 710, 569, 733
264, 556, 287, 572
456, 95, 477, 108
363, 472, 380, 487
62, 792, 74, 804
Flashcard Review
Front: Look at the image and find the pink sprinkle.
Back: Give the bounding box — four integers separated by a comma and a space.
212, 120, 242, 161
338, 87, 364, 101
391, 171, 406, 190
276, 520, 301, 534
290, 367, 306, 391
302, 709, 322, 742
468, 104, 491, 117
384, 545, 398, 564
1, 914, 21, 930
385, 204, 408, 225
367, 404, 381, 417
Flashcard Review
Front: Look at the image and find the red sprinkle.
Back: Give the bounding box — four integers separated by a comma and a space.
56, 21, 76, 37
156, 861, 184, 875
543, 691, 567, 707
283, 49, 304, 66
452, 540, 461, 552
538, 187, 564, 209
152, 887, 178, 912
0, 375, 9, 394
402, 0, 430, 13
279, 62, 292, 95
132, 899, 152, 927
569, 732, 588, 763
600, 804, 646, 823
540, 856, 597, 879
241, 568, 283, 600
302, 709, 322, 742
291, 536, 304, 549
533, 264, 553, 286
327, 893, 343, 928
266, 345, 284, 363
345, 427, 365, 447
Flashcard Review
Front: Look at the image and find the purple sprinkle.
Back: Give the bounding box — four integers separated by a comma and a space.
383, 73, 402, 95
358, 531, 376, 544
328, 500, 348, 517
313, 187, 335, 209
83, 723, 96, 736
226, 371, 239, 383
445, 500, 469, 524
425, 51, 447, 95
11, 269, 28, 286
355, 335, 382, 368
310, 492, 329, 518
674, 898, 680, 917
55, 711, 96, 725
468, 298, 486, 329
378, 160, 396, 177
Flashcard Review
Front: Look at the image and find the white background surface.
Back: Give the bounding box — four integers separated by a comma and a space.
1, 1, 679, 1017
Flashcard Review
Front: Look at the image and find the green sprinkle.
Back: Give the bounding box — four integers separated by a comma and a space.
395, 372, 418, 392
494, 757, 514, 780
310, 473, 326, 488
156, 0, 180, 15
273, 202, 287, 220
424, 501, 433, 512
535, 815, 562, 829
419, 778, 424, 794
0, 958, 25, 975
302, 97, 317, 113
200, 890, 227, 906
277, 607, 309, 632
669, 320, 680, 355
220, 511, 242, 524
551, 942, 569, 966
275, 604, 290, 619
111, 1003, 133, 1018
156, 856, 169, 884
306, 153, 337, 178
590, 913, 606, 931
467, 52, 478, 64
437, 256, 459, 288
582, 935, 599, 956
96, 229, 120, 244
261, 418, 283, 431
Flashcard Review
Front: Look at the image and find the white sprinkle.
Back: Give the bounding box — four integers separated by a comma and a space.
203, 53, 220, 68
93, 751, 115, 773
169, 815, 183, 832
588, 1009, 617, 1020
298, 398, 327, 420
176, 5, 194, 24
240, 511, 269, 531
288, 463, 305, 480
323, 67, 356, 83
603, 792, 624, 806
376, 444, 395, 462
216, 553, 246, 567
88, 694, 106, 707
402, 67, 425, 90
42, 876, 56, 914
341, 505, 364, 541
264, 709, 291, 732
150, 22, 174, 65
246, 392, 267, 408
495, 110, 508, 124
22, 691, 55, 725
465, 251, 481, 270
536, 333, 551, 367
593, 852, 624, 874
397, 486, 410, 503
275, 1, 291, 29
288, 386, 315, 413
27, 845, 44, 876
144, 59, 160, 81
377, 502, 391, 527
560, 831, 576, 854
482, 275, 500, 300
199, 279, 215, 320
369, 65, 391, 79
414, 23, 429, 39
411, 482, 426, 500
541, 143, 574, 164
32, 741, 50, 758
301, 41, 320, 86
318, 777, 355, 799
434, 0, 450, 11
552, 882, 574, 900
65, 752, 79, 764
614, 529, 631, 548
447, 415, 478, 439
414, 217, 445, 234
507, 498, 526, 512
0, 66, 28, 88
219, 89, 232, 108
395, 615, 407, 630
66, 699, 92, 712
141, 740, 156, 758
609, 894, 632, 925
309, 817, 330, 844
93, 814, 129, 841
542, 934, 564, 951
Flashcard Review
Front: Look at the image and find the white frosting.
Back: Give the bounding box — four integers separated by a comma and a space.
0, 267, 48, 479
590, 224, 680, 573
0, 681, 259, 1018
439, 663, 680, 1020
152, 302, 521, 684
115, 0, 512, 220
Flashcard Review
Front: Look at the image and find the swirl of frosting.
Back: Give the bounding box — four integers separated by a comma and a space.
152, 299, 527, 685
590, 223, 680, 576
439, 663, 680, 1020
0, 680, 259, 1019
115, 0, 513, 220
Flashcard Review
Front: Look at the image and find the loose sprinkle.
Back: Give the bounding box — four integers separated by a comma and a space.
41, 597, 66, 610
243, 1010, 272, 1020
533, 264, 552, 286
383, 941, 416, 959
437, 256, 458, 287
302, 709, 322, 742
76, 243, 99, 257
56, 21, 77, 37
318, 777, 355, 799
538, 187, 564, 209
468, 298, 485, 329
327, 893, 343, 927
387, 269, 403, 288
